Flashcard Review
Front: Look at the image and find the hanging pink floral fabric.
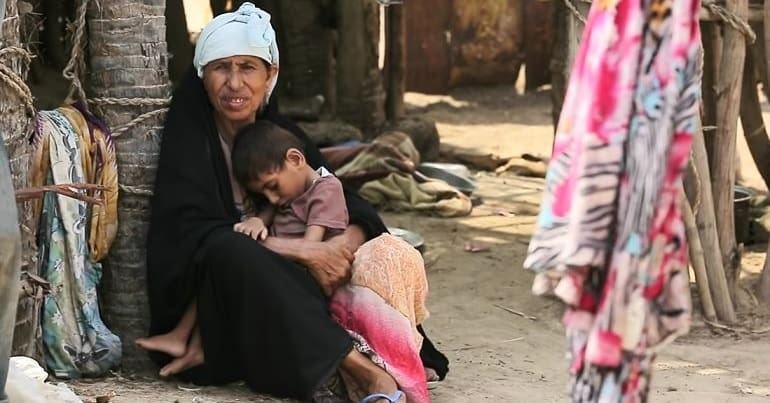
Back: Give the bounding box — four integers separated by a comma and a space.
524, 0, 700, 401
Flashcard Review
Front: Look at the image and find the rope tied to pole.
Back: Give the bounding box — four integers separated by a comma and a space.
62, 0, 89, 104
0, 45, 34, 117
701, 0, 756, 44
562, 0, 587, 25
64, 0, 170, 137
563, 0, 756, 45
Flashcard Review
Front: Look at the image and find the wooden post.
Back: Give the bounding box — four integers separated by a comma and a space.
276, 0, 333, 102
551, 0, 590, 132
749, 21, 769, 101
685, 120, 737, 323
336, 0, 385, 137
87, 0, 171, 370
739, 48, 770, 191
384, 3, 405, 122
701, 22, 722, 162
764, 0, 770, 99
165, 0, 193, 84
682, 192, 717, 322
550, 0, 568, 130
758, 242, 770, 302
712, 0, 747, 295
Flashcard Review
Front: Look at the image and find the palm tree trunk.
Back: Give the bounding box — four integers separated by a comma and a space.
1, 0, 38, 355
87, 0, 170, 371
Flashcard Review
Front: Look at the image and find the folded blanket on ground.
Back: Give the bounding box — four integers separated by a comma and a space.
327, 131, 472, 217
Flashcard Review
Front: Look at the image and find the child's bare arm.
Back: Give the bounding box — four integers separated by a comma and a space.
304, 225, 327, 242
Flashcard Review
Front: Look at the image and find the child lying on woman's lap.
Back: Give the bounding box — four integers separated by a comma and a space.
139, 120, 430, 401
232, 121, 431, 402
231, 121, 348, 244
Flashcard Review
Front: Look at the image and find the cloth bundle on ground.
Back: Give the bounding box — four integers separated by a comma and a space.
323, 132, 472, 217
30, 104, 121, 378
524, 0, 699, 401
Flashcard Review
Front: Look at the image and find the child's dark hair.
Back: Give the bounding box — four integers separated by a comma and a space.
232, 120, 306, 185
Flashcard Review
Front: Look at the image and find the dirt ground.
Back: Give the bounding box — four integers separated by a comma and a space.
66, 85, 770, 403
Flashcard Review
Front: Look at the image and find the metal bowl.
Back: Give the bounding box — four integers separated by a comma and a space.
416, 163, 476, 196
388, 227, 425, 250
419, 162, 472, 179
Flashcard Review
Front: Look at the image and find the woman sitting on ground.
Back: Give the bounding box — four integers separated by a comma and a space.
138, 3, 447, 402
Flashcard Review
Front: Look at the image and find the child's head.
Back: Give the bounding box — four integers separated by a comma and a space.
232, 120, 310, 206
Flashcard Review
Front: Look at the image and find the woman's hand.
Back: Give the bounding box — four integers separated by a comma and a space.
234, 217, 268, 241
301, 235, 355, 296
261, 225, 369, 296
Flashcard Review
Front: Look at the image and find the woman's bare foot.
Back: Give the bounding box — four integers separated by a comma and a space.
159, 327, 204, 377
341, 350, 406, 403
136, 333, 187, 358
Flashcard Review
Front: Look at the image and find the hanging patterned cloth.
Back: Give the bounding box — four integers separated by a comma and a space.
524, 0, 700, 401
31, 106, 121, 378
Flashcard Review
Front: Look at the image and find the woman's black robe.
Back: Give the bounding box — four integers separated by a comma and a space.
146, 70, 447, 400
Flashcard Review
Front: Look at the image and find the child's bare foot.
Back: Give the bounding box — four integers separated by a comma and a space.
341, 350, 406, 403
136, 333, 187, 358
159, 327, 204, 377
158, 347, 204, 377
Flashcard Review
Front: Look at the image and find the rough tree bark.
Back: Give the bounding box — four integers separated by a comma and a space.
712, 0, 747, 296
335, 0, 385, 137
87, 0, 170, 370
1, 0, 38, 355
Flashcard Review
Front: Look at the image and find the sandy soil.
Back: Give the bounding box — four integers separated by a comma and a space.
65, 85, 770, 402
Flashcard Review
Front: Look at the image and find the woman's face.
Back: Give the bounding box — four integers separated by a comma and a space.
202, 55, 277, 126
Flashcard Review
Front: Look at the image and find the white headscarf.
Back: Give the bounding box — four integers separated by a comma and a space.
193, 2, 280, 103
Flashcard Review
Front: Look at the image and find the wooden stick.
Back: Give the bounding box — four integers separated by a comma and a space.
704, 319, 770, 335
493, 304, 537, 321
15, 183, 107, 205
681, 192, 718, 322
739, 47, 770, 191
446, 337, 525, 352
686, 117, 737, 323
713, 0, 748, 296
